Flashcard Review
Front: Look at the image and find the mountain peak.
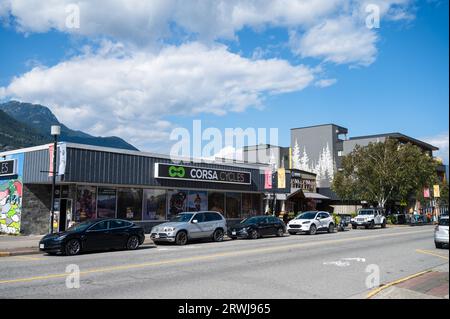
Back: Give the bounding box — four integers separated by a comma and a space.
0, 100, 138, 151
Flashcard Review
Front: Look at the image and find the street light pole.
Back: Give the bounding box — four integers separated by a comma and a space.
50, 125, 60, 233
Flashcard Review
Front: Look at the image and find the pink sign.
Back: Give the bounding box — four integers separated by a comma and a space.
264, 170, 272, 189
423, 188, 430, 198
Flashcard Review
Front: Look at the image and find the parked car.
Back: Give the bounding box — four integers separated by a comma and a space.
351, 208, 386, 229
228, 215, 286, 239
434, 216, 449, 249
39, 218, 145, 256
287, 211, 335, 235
150, 211, 226, 245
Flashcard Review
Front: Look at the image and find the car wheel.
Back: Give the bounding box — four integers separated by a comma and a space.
126, 235, 140, 250
309, 224, 317, 235
369, 221, 375, 229
175, 231, 188, 245
352, 225, 357, 230
381, 220, 387, 228
435, 242, 442, 249
276, 228, 284, 237
250, 229, 259, 239
328, 223, 335, 233
213, 229, 224, 242
65, 239, 81, 256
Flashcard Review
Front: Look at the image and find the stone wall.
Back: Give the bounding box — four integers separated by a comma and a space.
21, 184, 51, 235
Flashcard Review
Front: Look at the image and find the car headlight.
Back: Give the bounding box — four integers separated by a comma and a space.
302, 221, 311, 224
163, 227, 176, 232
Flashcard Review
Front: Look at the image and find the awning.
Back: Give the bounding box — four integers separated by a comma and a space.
303, 192, 330, 200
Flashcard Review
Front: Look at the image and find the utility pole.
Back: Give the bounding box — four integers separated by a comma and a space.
50, 125, 61, 233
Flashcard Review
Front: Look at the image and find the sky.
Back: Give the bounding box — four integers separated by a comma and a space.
0, 0, 448, 163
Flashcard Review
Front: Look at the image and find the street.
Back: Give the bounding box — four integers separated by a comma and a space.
0, 225, 448, 299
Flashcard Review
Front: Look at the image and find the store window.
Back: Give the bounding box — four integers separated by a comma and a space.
167, 190, 189, 220
226, 192, 241, 219
187, 190, 208, 212
117, 188, 143, 221
97, 188, 117, 219
208, 192, 225, 214
242, 193, 262, 218
143, 189, 167, 221
75, 185, 97, 222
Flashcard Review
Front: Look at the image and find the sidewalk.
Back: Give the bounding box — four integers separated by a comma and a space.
0, 234, 41, 257
0, 234, 155, 257
369, 265, 449, 299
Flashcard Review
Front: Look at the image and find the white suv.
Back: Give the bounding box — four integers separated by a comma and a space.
287, 211, 335, 235
351, 209, 386, 229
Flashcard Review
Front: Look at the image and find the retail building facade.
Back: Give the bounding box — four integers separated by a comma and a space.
0, 143, 290, 235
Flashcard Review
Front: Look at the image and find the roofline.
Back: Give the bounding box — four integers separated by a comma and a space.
0, 142, 269, 170
349, 133, 439, 151
290, 123, 348, 133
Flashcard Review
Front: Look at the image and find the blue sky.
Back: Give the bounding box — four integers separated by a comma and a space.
0, 0, 448, 162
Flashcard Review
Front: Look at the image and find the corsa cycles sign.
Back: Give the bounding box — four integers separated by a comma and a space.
154, 163, 251, 185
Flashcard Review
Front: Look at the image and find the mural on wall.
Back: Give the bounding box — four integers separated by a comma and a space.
0, 154, 24, 234
292, 139, 335, 188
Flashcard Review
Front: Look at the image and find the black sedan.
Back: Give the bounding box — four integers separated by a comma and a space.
228, 215, 286, 239
39, 218, 145, 256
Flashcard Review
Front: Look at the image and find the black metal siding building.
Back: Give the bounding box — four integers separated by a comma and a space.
2, 143, 286, 235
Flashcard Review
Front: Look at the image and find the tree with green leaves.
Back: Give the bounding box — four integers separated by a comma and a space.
332, 139, 439, 208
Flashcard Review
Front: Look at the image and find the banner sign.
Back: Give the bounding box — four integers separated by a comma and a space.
154, 163, 251, 185
264, 169, 272, 189
0, 159, 17, 177
433, 185, 440, 198
423, 188, 430, 198
277, 168, 286, 189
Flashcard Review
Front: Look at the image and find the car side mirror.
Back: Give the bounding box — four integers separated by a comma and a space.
192, 219, 198, 224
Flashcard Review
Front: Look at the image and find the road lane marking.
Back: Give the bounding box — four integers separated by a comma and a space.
416, 249, 449, 260
0, 228, 432, 285
366, 270, 431, 299
11, 256, 47, 261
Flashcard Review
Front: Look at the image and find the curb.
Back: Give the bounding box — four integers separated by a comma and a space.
366, 269, 432, 299
0, 249, 41, 257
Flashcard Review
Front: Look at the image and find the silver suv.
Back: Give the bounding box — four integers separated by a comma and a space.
150, 211, 227, 245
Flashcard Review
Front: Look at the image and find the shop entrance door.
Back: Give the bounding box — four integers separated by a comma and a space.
59, 199, 73, 232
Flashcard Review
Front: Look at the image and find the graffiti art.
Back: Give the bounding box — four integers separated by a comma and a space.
0, 179, 23, 234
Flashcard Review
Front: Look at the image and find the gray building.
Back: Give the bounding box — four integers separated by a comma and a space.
0, 143, 279, 235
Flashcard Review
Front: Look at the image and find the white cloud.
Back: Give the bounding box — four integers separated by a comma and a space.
1, 42, 315, 150
290, 16, 378, 66
315, 78, 337, 88
423, 132, 449, 164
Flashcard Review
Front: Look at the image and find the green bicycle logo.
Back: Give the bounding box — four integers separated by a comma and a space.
168, 166, 186, 178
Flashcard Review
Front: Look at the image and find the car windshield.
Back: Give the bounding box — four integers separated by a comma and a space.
66, 220, 96, 232
240, 217, 261, 225
359, 210, 375, 215
170, 213, 194, 223
439, 218, 449, 226
296, 212, 317, 220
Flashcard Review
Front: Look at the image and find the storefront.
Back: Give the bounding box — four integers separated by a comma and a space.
0, 143, 279, 235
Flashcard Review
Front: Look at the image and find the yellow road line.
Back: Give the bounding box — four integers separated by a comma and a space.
366, 270, 431, 299
416, 249, 449, 260
0, 228, 432, 285
12, 256, 46, 261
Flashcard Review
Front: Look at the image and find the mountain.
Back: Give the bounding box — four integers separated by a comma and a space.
0, 101, 138, 151
0, 109, 50, 151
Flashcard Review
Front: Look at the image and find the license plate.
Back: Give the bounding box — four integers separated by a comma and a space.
39, 244, 44, 249
232, 231, 236, 235
154, 234, 160, 239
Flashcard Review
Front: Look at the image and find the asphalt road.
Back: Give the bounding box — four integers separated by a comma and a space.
0, 225, 448, 299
